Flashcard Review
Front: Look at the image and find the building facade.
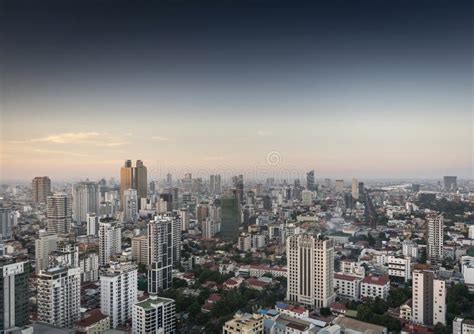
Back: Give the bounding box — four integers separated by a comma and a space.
132, 295, 176, 334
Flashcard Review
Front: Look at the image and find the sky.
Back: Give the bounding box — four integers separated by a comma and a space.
0, 0, 472, 182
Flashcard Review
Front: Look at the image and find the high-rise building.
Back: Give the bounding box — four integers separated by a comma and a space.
100, 263, 137, 328
202, 218, 217, 239
301, 190, 314, 206
158, 193, 173, 212
35, 231, 58, 273
287, 234, 335, 308
234, 175, 244, 202
37, 266, 81, 328
120, 160, 134, 210
209, 174, 222, 195
427, 214, 444, 263
351, 178, 359, 200
166, 173, 172, 186
412, 270, 446, 326
32, 176, 51, 204
131, 235, 148, 265
123, 188, 138, 222
306, 170, 315, 191
0, 258, 30, 332
443, 176, 457, 192
220, 195, 241, 241
87, 213, 99, 236
0, 207, 13, 240
358, 182, 364, 198
132, 295, 176, 334
72, 181, 100, 223
98, 220, 122, 266
47, 194, 72, 234
335, 179, 344, 193
147, 217, 174, 293
135, 160, 148, 200
196, 202, 209, 225
79, 252, 99, 282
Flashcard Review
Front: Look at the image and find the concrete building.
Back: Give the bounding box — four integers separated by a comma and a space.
387, 256, 411, 283
202, 218, 217, 239
220, 195, 241, 241
74, 309, 110, 334
301, 190, 314, 206
334, 273, 361, 300
412, 270, 446, 326
100, 263, 137, 328
79, 252, 99, 282
0, 207, 13, 240
35, 231, 58, 273
0, 258, 30, 332
47, 194, 72, 234
123, 189, 138, 222
402, 240, 419, 259
32, 176, 51, 204
132, 295, 176, 334
360, 275, 390, 300
98, 221, 122, 266
287, 234, 335, 308
131, 235, 148, 265
351, 178, 359, 200
120, 160, 147, 210
72, 181, 100, 223
37, 266, 81, 328
222, 312, 263, 334
443, 176, 457, 192
427, 214, 444, 263
453, 318, 474, 334
335, 180, 344, 193
87, 213, 99, 236
147, 218, 174, 293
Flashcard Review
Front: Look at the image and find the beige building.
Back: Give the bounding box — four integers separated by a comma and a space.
120, 160, 147, 210
74, 309, 110, 334
412, 270, 446, 326
287, 234, 335, 308
223, 313, 264, 334
35, 231, 58, 273
427, 214, 444, 263
32, 176, 51, 204
351, 178, 359, 200
120, 160, 134, 210
131, 235, 148, 265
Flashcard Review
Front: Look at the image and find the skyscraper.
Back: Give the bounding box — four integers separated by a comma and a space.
443, 176, 457, 192
135, 160, 148, 200
427, 214, 444, 263
72, 181, 100, 223
147, 218, 172, 293
287, 234, 335, 308
47, 193, 72, 234
100, 263, 137, 328
351, 178, 359, 200
123, 188, 138, 222
37, 266, 81, 328
0, 258, 30, 332
120, 160, 133, 210
0, 207, 13, 240
306, 170, 315, 191
220, 194, 241, 241
209, 174, 221, 195
98, 220, 122, 266
32, 176, 51, 204
412, 270, 446, 326
335, 179, 344, 193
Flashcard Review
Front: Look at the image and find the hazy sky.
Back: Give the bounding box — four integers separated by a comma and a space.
1, 0, 472, 181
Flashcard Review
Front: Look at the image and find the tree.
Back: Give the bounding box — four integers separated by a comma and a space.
433, 323, 450, 334
173, 278, 188, 289
419, 248, 427, 264
320, 307, 331, 316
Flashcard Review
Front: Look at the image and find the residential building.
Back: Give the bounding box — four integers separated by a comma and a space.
147, 217, 174, 293
132, 295, 176, 334
72, 181, 100, 223
47, 193, 72, 234
100, 263, 137, 328
35, 232, 58, 273
37, 266, 81, 328
74, 309, 110, 334
427, 214, 444, 263
222, 312, 263, 334
360, 275, 390, 300
287, 234, 335, 308
98, 221, 122, 266
387, 256, 411, 283
334, 273, 362, 300
131, 235, 148, 265
412, 270, 446, 326
32, 176, 51, 204
79, 252, 99, 282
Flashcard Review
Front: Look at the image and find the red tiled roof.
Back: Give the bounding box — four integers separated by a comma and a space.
362, 274, 390, 286
334, 273, 360, 281
207, 293, 221, 302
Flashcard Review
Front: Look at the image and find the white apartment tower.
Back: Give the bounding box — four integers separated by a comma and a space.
123, 188, 138, 222
100, 262, 138, 328
287, 234, 336, 308
412, 270, 446, 326
132, 295, 176, 334
72, 181, 100, 223
427, 214, 444, 263
37, 266, 81, 328
99, 221, 122, 266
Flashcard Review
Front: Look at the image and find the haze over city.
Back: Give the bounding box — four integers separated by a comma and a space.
1, 0, 472, 181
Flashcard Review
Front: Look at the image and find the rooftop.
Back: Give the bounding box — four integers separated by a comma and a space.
135, 296, 173, 310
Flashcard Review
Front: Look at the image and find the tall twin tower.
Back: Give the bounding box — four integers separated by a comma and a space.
120, 160, 147, 209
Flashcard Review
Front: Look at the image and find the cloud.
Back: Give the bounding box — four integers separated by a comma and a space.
257, 130, 273, 137
151, 136, 169, 141
9, 132, 128, 147
34, 149, 90, 157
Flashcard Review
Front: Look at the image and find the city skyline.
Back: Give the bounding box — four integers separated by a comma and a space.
1, 0, 472, 180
